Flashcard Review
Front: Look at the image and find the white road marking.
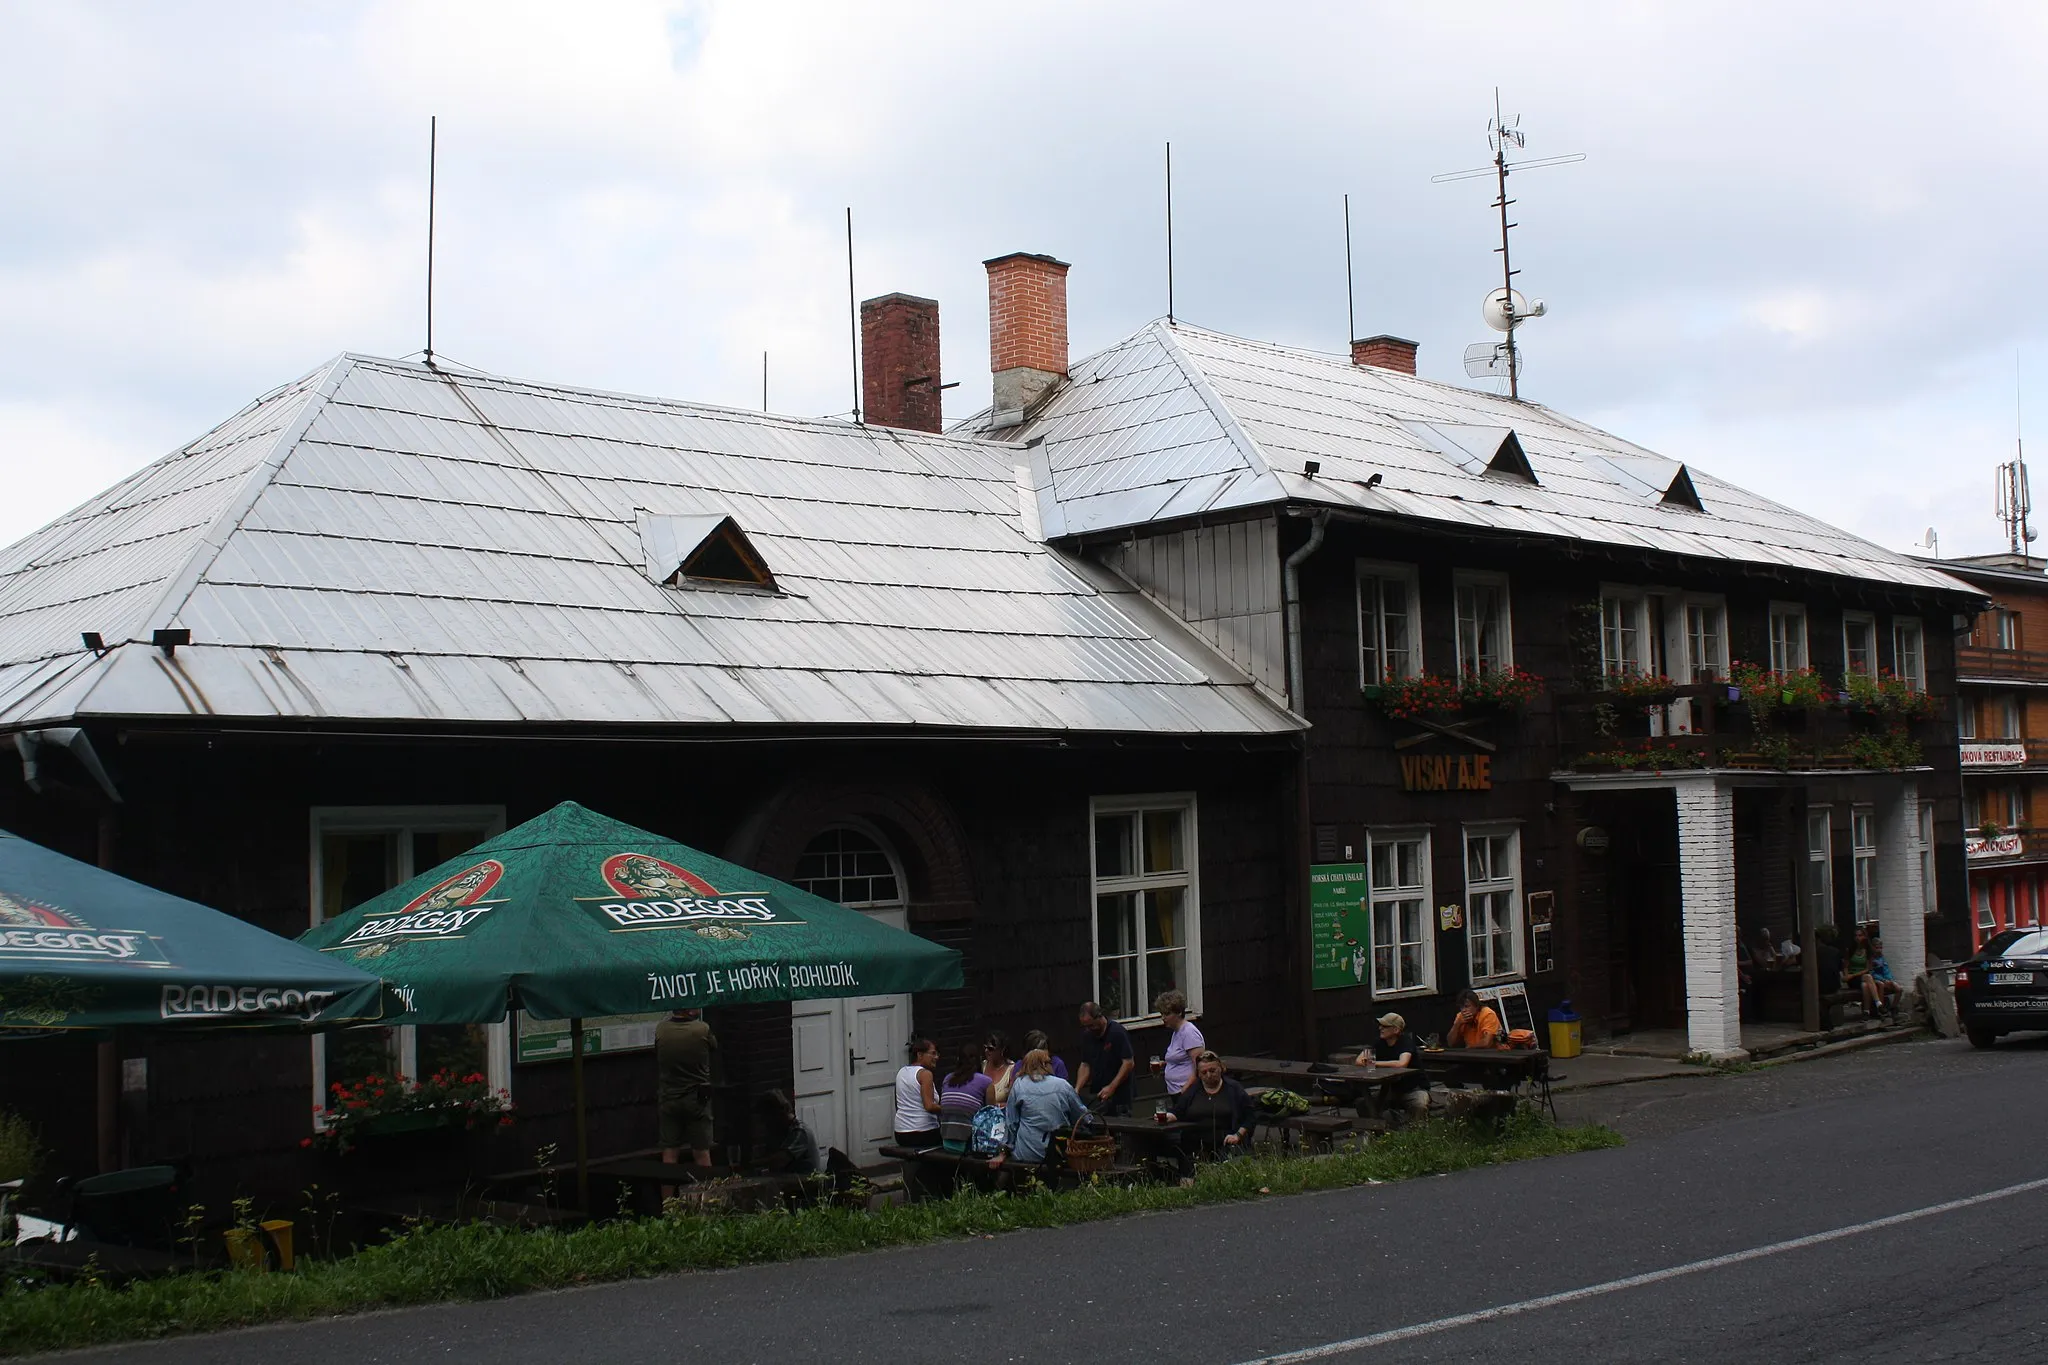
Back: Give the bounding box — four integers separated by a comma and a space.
1236, 1172, 2048, 1362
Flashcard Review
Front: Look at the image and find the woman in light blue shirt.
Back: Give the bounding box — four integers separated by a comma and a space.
988, 1049, 1086, 1174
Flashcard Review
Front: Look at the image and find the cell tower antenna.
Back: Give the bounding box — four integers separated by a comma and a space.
2000, 351, 2036, 555
1433, 90, 1583, 399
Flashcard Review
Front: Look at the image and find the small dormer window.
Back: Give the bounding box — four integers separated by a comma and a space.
636, 511, 777, 591
1402, 422, 1539, 486
1485, 431, 1536, 483
1661, 464, 1704, 511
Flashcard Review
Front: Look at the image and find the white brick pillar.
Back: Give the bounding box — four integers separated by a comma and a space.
1675, 776, 1744, 1059
1876, 783, 1927, 987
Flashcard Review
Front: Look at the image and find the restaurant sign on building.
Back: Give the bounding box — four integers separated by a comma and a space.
1961, 742, 2028, 768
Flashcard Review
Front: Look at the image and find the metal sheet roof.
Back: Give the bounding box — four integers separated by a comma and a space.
0, 355, 1297, 737
1003, 322, 1976, 597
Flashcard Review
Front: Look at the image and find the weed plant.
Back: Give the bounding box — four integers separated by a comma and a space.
0, 1115, 1619, 1356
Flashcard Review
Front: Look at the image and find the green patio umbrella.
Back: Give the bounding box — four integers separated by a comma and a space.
0, 828, 388, 1032
298, 801, 963, 1201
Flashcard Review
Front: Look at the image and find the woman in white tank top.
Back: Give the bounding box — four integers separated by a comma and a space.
894, 1036, 942, 1148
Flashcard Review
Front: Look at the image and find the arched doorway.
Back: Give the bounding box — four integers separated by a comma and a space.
788, 826, 912, 1165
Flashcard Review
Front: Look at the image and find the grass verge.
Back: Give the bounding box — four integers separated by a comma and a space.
0, 1115, 1620, 1356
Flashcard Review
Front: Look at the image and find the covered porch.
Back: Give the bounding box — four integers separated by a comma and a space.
1557, 769, 1928, 1062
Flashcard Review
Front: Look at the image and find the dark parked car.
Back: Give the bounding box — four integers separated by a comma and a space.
1955, 928, 2048, 1048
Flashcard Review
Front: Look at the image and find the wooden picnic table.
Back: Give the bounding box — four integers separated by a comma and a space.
1217, 1054, 1416, 1119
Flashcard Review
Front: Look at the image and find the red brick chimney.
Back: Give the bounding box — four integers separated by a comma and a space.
985, 252, 1069, 426
859, 293, 942, 433
1351, 335, 1418, 375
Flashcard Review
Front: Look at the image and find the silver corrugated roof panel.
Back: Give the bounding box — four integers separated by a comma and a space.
0, 355, 1297, 736
998, 322, 1975, 597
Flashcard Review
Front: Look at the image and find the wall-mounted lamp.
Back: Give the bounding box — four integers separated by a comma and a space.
80, 631, 108, 658
1303, 460, 1321, 477
1363, 472, 1384, 490
152, 628, 191, 658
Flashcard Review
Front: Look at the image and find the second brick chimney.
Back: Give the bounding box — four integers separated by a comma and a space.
860, 293, 942, 433
985, 251, 1069, 426
1351, 335, 1418, 375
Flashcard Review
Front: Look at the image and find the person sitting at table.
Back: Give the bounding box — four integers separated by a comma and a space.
1075, 1000, 1135, 1116
1777, 928, 1801, 964
982, 1031, 1019, 1106
1842, 929, 1872, 999
754, 1089, 821, 1173
987, 1049, 1087, 1182
1355, 1012, 1430, 1125
1865, 938, 1904, 1022
1021, 1028, 1069, 1081
1753, 926, 1781, 970
893, 1036, 943, 1151
1156, 990, 1205, 1095
1445, 989, 1503, 1049
939, 1043, 994, 1153
1165, 1050, 1254, 1181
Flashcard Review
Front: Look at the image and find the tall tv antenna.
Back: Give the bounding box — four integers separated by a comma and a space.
1164, 141, 1176, 326
1432, 91, 1583, 399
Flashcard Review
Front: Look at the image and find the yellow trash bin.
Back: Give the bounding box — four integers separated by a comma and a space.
1546, 1004, 1582, 1059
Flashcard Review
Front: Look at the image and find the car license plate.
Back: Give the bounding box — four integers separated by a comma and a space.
1990, 971, 2034, 986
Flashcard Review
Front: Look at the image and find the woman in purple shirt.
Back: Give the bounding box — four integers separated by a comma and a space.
938, 1043, 993, 1153
1155, 989, 1204, 1094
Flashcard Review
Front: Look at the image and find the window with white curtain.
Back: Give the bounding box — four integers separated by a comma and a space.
1453, 572, 1512, 676
1465, 826, 1521, 982
1091, 795, 1200, 1022
1769, 603, 1809, 674
1357, 562, 1421, 685
1367, 831, 1433, 995
1892, 619, 1925, 691
1842, 613, 1877, 678
1852, 806, 1877, 923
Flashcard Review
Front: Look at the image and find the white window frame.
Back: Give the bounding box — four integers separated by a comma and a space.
1449, 573, 1515, 679
1975, 881, 1997, 932
1892, 618, 1925, 691
1992, 608, 2019, 651
1919, 802, 1936, 916
1768, 602, 1810, 674
1805, 806, 1833, 932
1453, 571, 1513, 677
1365, 827, 1435, 997
1851, 805, 1877, 923
308, 805, 509, 1128
1464, 823, 1522, 984
1669, 594, 1730, 683
1599, 586, 1656, 678
1959, 695, 1978, 740
1996, 694, 2023, 740
1842, 612, 1878, 679
1089, 793, 1201, 1023
1356, 560, 1422, 685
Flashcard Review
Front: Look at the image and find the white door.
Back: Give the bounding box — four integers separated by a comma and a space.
788, 829, 915, 1167
790, 998, 846, 1162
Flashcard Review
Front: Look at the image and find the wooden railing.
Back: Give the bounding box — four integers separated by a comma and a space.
1553, 683, 1938, 774
1958, 643, 2048, 683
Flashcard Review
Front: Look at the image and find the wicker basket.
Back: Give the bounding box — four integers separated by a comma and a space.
1066, 1135, 1118, 1174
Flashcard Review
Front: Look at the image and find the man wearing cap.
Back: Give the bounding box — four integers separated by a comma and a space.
1356, 1012, 1430, 1124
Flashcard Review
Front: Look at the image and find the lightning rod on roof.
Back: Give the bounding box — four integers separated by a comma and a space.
1165, 142, 1176, 326
1343, 193, 1356, 345
845, 207, 861, 424
424, 115, 438, 369
1432, 90, 1582, 400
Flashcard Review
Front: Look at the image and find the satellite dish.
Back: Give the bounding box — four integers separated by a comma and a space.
1483, 288, 1548, 333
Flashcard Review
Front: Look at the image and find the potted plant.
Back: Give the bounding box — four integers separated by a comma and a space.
310, 1068, 514, 1155
1458, 665, 1545, 711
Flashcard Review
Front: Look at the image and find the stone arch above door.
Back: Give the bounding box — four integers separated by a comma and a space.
723, 780, 977, 926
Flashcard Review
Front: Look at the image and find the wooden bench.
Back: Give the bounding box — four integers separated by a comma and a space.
878, 1144, 1010, 1200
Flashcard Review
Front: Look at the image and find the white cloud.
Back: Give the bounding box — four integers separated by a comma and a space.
0, 0, 2044, 564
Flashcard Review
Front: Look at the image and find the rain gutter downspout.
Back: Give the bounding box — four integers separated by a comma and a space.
1283, 509, 1331, 713
1281, 508, 1328, 1059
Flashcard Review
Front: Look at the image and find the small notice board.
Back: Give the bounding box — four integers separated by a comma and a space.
516, 1011, 664, 1064
1310, 862, 1371, 990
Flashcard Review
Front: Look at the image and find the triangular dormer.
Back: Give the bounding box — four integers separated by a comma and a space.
1486, 431, 1537, 483
1400, 422, 1539, 486
1661, 464, 1704, 511
636, 511, 778, 590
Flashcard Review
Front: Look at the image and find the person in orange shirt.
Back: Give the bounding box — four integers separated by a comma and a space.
1446, 989, 1503, 1048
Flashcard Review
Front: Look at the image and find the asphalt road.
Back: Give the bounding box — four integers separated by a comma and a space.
50, 1034, 2048, 1364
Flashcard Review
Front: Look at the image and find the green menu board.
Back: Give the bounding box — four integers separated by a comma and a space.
1310, 862, 1370, 990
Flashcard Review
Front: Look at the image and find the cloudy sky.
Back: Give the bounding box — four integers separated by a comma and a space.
1, 2, 2041, 558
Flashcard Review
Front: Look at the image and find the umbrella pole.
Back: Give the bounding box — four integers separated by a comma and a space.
571, 1017, 588, 1211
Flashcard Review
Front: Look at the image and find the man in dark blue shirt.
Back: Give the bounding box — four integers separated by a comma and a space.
1074, 1000, 1135, 1115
